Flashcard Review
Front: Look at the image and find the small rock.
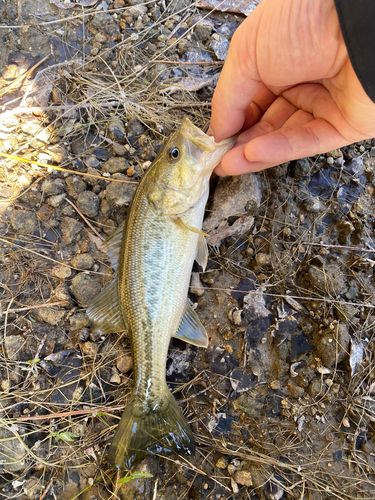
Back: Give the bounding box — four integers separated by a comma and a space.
126, 164, 143, 177
108, 119, 126, 142
308, 264, 347, 296
66, 176, 87, 199
190, 272, 205, 296
71, 254, 94, 270
194, 18, 213, 41
76, 191, 100, 217
233, 394, 266, 418
52, 264, 72, 279
102, 157, 128, 174
105, 175, 137, 207
116, 354, 133, 373
317, 324, 350, 367
70, 274, 103, 307
61, 217, 83, 245
81, 341, 99, 356
47, 194, 66, 207
233, 471, 253, 487
327, 148, 343, 158
210, 35, 230, 60
38, 307, 66, 325
113, 142, 127, 156
85, 167, 101, 186
0, 427, 27, 472
127, 117, 146, 136
215, 456, 228, 469
303, 196, 326, 213
293, 157, 311, 178
308, 378, 327, 398
55, 283, 72, 302
69, 312, 91, 330
110, 368, 121, 384
255, 253, 271, 266
10, 210, 38, 234
41, 178, 66, 196
270, 380, 281, 390
5, 335, 25, 361
84, 156, 100, 169
37, 204, 55, 221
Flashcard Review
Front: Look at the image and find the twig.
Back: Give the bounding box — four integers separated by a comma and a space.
0, 152, 138, 184
179, 380, 219, 404
151, 60, 224, 65
1, 300, 68, 315
64, 197, 105, 242
166, 102, 211, 109
300, 241, 375, 253
152, 479, 159, 500
38, 478, 54, 500
16, 405, 126, 421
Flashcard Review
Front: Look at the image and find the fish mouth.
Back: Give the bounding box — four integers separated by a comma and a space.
181, 117, 236, 154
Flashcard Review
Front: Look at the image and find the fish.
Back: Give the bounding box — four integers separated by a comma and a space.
87, 117, 235, 469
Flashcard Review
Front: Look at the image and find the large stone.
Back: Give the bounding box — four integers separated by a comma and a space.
105, 175, 137, 207
317, 324, 351, 367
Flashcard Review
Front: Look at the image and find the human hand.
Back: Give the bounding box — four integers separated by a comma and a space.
210, 0, 375, 175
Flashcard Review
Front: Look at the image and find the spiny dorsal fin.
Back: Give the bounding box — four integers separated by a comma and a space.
86, 279, 127, 335
195, 234, 208, 271
102, 222, 125, 271
173, 302, 208, 348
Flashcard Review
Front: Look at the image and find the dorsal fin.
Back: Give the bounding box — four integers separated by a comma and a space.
173, 302, 208, 347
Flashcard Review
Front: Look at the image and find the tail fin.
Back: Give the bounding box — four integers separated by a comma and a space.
107, 391, 195, 469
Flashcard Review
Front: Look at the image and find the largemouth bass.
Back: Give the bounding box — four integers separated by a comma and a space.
87, 118, 235, 469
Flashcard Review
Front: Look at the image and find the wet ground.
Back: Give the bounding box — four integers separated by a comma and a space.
0, 1, 375, 499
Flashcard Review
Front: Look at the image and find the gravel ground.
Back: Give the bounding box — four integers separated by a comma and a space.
1, 1, 375, 499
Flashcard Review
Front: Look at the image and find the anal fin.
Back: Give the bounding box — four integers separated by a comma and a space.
173, 302, 209, 348
87, 278, 127, 335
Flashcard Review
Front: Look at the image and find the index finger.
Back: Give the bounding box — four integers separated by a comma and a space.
210, 19, 261, 142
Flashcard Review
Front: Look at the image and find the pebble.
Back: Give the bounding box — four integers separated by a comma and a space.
108, 119, 126, 142
110, 368, 121, 384
38, 307, 66, 325
210, 35, 230, 60
69, 312, 91, 330
80, 341, 99, 356
4, 335, 25, 361
233, 471, 253, 487
52, 264, 72, 279
47, 194, 66, 207
113, 142, 127, 156
215, 457, 228, 469
308, 264, 347, 295
232, 394, 266, 418
55, 283, 72, 303
61, 217, 83, 245
66, 176, 87, 199
190, 272, 205, 296
10, 210, 38, 234
116, 354, 133, 373
0, 427, 27, 472
76, 191, 100, 217
127, 117, 146, 136
105, 175, 137, 207
255, 253, 271, 266
317, 324, 350, 367
102, 157, 128, 173
71, 253, 94, 270
70, 274, 103, 307
41, 178, 66, 196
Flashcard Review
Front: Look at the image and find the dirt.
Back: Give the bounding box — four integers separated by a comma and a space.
0, 1, 375, 499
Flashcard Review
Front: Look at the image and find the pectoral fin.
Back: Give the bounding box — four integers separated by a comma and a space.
87, 278, 127, 335
195, 234, 208, 271
177, 217, 209, 237
174, 302, 209, 348
101, 221, 125, 271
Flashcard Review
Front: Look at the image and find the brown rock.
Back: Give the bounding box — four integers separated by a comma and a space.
116, 354, 133, 373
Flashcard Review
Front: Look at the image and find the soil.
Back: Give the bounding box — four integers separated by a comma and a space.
1, 1, 375, 499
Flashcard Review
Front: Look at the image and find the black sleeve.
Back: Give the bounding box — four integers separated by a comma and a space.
334, 0, 375, 102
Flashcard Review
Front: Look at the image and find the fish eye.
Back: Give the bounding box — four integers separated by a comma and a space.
168, 147, 180, 162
